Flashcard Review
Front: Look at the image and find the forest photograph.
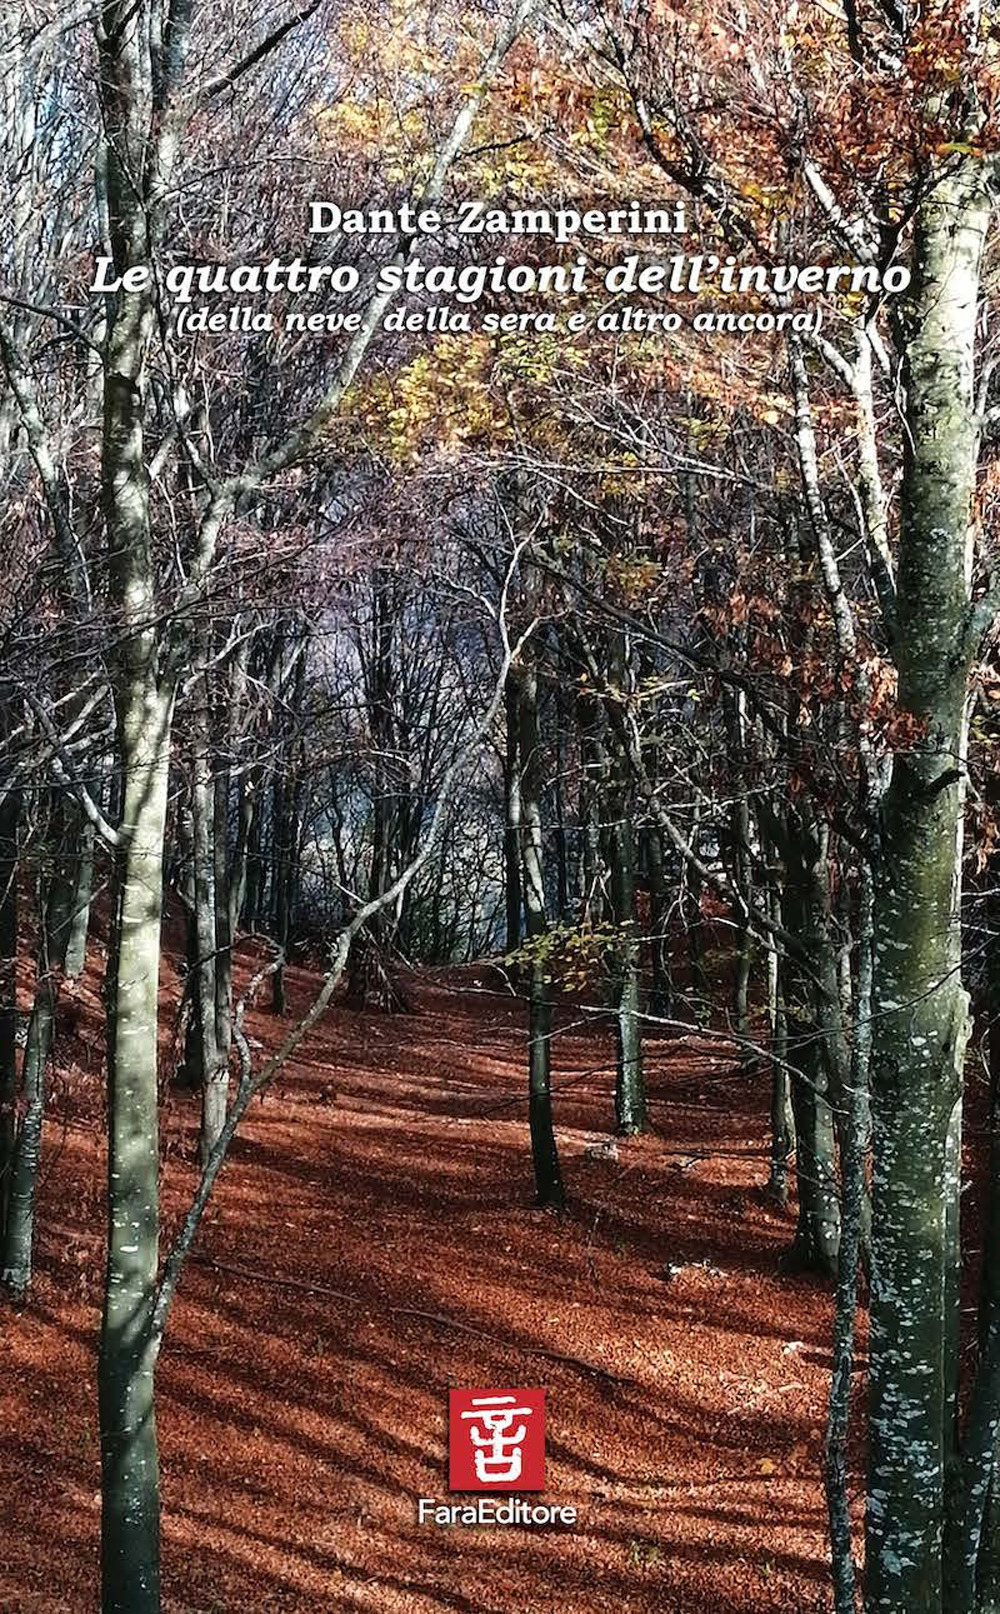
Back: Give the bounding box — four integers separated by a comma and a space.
4, 0, 1000, 1610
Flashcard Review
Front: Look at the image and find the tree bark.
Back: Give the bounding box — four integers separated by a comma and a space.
64, 811, 95, 979
518, 643, 565, 1210
866, 159, 990, 1614
765, 871, 795, 1204
825, 850, 873, 1614
213, 760, 233, 1066
96, 15, 171, 1581
607, 635, 645, 1135
0, 785, 19, 1242
781, 822, 842, 1278
503, 672, 521, 954
2, 805, 74, 1299
100, 684, 171, 1614
973, 762, 1000, 1611
610, 812, 646, 1136
724, 688, 753, 1045
577, 685, 605, 924
683, 802, 709, 1019
270, 770, 290, 1014
191, 672, 225, 1165
645, 825, 674, 1020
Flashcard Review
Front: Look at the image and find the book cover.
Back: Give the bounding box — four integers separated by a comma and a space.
1, 2, 998, 1612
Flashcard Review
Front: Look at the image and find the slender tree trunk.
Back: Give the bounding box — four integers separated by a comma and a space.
553, 677, 570, 921
191, 676, 224, 1165
503, 673, 521, 954
825, 856, 873, 1614
212, 637, 248, 1066
230, 768, 256, 941
782, 822, 842, 1277
0, 786, 19, 1240
684, 803, 709, 1018
854, 860, 875, 1163
271, 770, 289, 1014
242, 782, 265, 933
348, 586, 394, 1006
765, 872, 794, 1204
577, 687, 604, 924
646, 826, 673, 1020
609, 809, 646, 1136
724, 689, 753, 1044
3, 966, 56, 1298
606, 634, 645, 1135
518, 648, 565, 1210
640, 640, 673, 1022
64, 810, 95, 979
100, 686, 171, 1614
731, 795, 753, 1046
213, 762, 233, 1067
97, 47, 171, 1581
176, 803, 204, 1092
2, 809, 73, 1299
974, 764, 1000, 1611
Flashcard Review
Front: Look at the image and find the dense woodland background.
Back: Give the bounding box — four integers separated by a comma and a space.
5, 0, 1000, 1610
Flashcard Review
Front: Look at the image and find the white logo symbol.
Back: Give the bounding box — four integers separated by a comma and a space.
460, 1395, 533, 1484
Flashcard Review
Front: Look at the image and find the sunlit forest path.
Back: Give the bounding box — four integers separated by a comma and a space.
2, 941, 839, 1614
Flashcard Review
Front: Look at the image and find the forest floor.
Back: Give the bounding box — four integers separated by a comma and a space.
0, 938, 847, 1613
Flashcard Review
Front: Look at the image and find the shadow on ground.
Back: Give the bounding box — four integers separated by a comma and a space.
0, 954, 839, 1613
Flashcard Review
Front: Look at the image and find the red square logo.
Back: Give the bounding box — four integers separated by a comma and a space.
448, 1387, 546, 1491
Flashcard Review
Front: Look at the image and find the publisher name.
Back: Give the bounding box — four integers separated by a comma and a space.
418, 1496, 578, 1527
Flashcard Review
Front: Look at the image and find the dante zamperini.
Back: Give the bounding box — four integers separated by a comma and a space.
309, 199, 688, 243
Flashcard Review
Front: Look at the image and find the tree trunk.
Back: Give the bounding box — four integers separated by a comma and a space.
867, 159, 990, 1614
64, 810, 95, 979
212, 637, 249, 1068
684, 802, 709, 1019
640, 640, 673, 1023
518, 650, 565, 1210
214, 761, 233, 1068
606, 635, 645, 1136
0, 786, 19, 1241
230, 767, 256, 942
610, 809, 646, 1135
2, 809, 74, 1299
177, 802, 203, 1093
191, 676, 224, 1165
96, 58, 171, 1584
241, 779, 265, 933
781, 821, 842, 1277
724, 689, 753, 1045
3, 965, 55, 1299
100, 686, 171, 1614
503, 672, 521, 954
825, 853, 873, 1614
765, 873, 794, 1204
553, 676, 571, 921
731, 794, 753, 1047
577, 686, 605, 924
973, 765, 1000, 1611
646, 826, 674, 1021
270, 770, 289, 1014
